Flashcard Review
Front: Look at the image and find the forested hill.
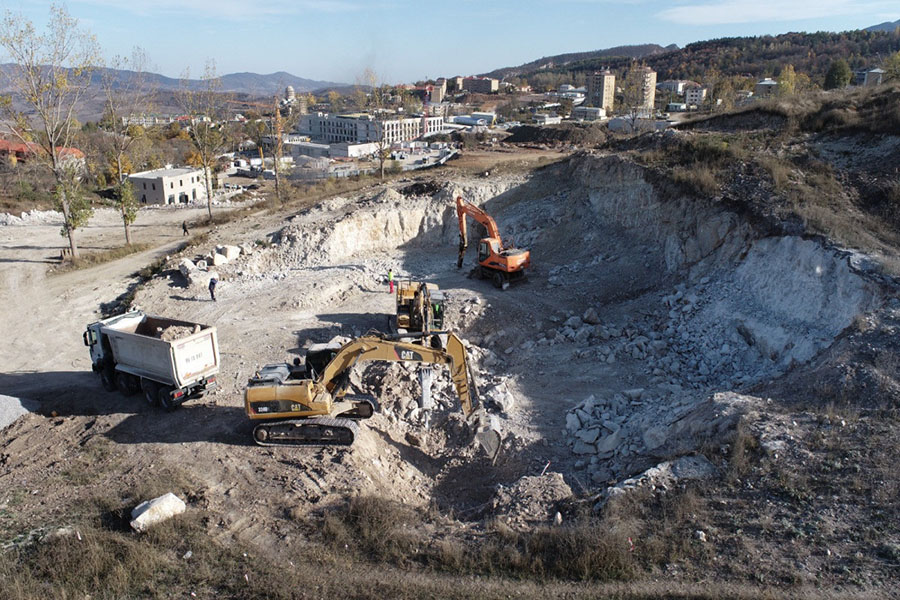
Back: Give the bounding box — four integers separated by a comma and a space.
482, 44, 676, 80
513, 30, 900, 88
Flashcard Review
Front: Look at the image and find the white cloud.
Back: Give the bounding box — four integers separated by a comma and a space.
72, 0, 362, 19
658, 0, 897, 25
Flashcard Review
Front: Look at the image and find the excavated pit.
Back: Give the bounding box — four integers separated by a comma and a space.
168, 152, 884, 523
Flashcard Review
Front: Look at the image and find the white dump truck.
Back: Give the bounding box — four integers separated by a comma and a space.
83, 310, 220, 410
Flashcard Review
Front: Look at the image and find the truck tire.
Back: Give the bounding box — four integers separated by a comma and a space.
115, 372, 137, 396
141, 379, 159, 407
100, 368, 116, 392
158, 386, 178, 412
492, 271, 504, 289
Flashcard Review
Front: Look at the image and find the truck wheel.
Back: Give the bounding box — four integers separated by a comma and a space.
115, 372, 137, 396
492, 271, 505, 289
141, 380, 159, 407
158, 387, 178, 412
100, 368, 116, 392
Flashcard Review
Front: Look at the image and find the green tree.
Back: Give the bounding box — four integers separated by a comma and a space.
777, 64, 797, 96
824, 59, 852, 89
100, 47, 154, 244
885, 50, 900, 82
0, 5, 99, 259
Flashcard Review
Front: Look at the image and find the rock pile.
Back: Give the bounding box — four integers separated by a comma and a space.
564, 391, 755, 484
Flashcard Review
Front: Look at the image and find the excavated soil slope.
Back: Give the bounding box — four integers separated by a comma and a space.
0, 151, 890, 556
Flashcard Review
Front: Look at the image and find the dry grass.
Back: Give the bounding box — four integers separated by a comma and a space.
53, 242, 153, 272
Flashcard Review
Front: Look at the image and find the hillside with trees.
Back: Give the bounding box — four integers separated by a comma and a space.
512, 30, 900, 90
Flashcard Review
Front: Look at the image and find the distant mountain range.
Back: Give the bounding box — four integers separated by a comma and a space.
0, 64, 346, 96
866, 19, 900, 32
481, 44, 679, 80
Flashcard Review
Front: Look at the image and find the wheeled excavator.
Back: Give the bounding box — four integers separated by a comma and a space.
244, 332, 502, 459
394, 280, 446, 349
456, 196, 530, 290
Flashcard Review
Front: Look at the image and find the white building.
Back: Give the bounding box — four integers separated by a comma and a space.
534, 113, 562, 125
572, 106, 607, 121
684, 86, 707, 106
299, 112, 444, 145
129, 166, 207, 205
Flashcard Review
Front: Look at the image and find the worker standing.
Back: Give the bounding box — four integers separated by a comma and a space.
209, 276, 218, 302
182, 220, 189, 236
388, 268, 394, 294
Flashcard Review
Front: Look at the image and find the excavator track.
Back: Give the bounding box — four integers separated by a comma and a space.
252, 417, 360, 448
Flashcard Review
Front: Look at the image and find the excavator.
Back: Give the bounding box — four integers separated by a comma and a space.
394, 280, 446, 349
244, 331, 502, 459
456, 196, 530, 290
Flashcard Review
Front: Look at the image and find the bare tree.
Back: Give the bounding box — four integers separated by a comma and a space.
620, 63, 654, 134
177, 60, 228, 222
0, 5, 100, 259
100, 47, 155, 245
360, 69, 392, 181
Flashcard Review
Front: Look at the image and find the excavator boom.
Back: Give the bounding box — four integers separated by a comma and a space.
455, 195, 530, 289
244, 332, 500, 457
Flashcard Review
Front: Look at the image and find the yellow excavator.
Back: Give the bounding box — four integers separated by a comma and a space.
245, 332, 501, 459
394, 280, 446, 349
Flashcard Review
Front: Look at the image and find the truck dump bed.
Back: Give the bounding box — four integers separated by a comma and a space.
102, 312, 219, 389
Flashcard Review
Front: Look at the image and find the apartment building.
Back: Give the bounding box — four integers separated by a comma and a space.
462, 77, 499, 94
587, 71, 615, 112
684, 85, 707, 106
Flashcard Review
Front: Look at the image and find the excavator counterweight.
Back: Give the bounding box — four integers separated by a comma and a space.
244, 332, 501, 459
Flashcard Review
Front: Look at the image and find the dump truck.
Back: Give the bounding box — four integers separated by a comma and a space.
83, 310, 220, 410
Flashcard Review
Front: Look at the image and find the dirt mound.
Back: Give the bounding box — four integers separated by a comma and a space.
400, 180, 443, 198
157, 325, 199, 341
677, 107, 789, 132
505, 122, 608, 146
489, 472, 572, 530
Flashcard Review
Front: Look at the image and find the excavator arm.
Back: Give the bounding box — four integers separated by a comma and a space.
456, 196, 502, 268
245, 332, 501, 458
319, 332, 477, 415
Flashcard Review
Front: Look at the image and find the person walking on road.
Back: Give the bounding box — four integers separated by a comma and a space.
209, 276, 218, 302
388, 268, 394, 294
182, 220, 190, 236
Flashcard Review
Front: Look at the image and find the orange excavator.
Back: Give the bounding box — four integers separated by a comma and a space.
456, 196, 530, 289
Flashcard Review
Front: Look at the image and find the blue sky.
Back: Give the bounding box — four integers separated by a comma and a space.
2, 0, 898, 85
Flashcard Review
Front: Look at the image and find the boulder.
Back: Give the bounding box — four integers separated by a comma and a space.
178, 258, 196, 278
212, 253, 229, 267
563, 316, 582, 328
216, 245, 242, 261
595, 429, 622, 454
130, 493, 186, 532
582, 307, 601, 325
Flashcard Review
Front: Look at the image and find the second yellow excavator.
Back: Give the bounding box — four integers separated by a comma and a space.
245, 332, 501, 459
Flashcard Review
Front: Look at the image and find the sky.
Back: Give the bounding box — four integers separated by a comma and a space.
1, 0, 898, 86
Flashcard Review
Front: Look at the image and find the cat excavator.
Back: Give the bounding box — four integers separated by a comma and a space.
394, 280, 446, 349
244, 332, 501, 459
456, 196, 530, 290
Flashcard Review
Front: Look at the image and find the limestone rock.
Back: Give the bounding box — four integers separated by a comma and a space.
130, 493, 186, 532
216, 245, 242, 261
582, 307, 601, 325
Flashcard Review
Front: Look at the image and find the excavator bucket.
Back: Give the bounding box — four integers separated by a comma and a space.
474, 414, 502, 462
